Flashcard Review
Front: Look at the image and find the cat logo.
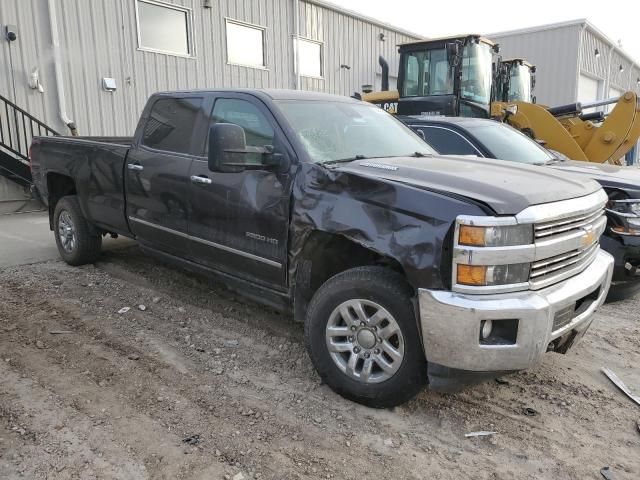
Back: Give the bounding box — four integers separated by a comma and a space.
580, 227, 595, 248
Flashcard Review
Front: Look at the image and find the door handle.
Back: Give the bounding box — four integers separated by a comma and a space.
190, 175, 212, 185
127, 163, 144, 171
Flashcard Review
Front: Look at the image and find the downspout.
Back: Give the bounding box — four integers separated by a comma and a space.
574, 23, 587, 101
604, 44, 615, 100
47, 0, 77, 135
293, 0, 301, 90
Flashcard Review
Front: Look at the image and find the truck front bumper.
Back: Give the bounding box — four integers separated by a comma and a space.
418, 249, 613, 373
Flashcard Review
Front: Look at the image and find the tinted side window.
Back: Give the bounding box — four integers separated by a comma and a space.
143, 97, 203, 154
208, 98, 274, 164
414, 126, 479, 156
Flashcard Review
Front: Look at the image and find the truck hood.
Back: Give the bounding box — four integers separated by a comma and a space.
549, 161, 640, 198
334, 155, 602, 215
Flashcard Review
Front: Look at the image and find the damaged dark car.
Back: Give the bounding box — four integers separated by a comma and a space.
31, 90, 613, 407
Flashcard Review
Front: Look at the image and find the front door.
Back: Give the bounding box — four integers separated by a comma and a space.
125, 95, 206, 257
187, 94, 293, 289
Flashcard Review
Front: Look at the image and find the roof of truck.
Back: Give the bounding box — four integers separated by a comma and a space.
154, 88, 361, 103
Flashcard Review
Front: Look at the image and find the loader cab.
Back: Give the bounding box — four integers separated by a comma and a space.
496, 58, 536, 103
397, 35, 499, 118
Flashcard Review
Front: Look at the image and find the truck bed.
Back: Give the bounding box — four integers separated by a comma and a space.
30, 135, 133, 235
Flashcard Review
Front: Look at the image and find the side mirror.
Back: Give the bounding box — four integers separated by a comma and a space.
208, 123, 247, 173
208, 123, 290, 173
446, 42, 461, 67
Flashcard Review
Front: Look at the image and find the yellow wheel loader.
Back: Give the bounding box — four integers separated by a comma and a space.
493, 58, 640, 163
360, 36, 640, 164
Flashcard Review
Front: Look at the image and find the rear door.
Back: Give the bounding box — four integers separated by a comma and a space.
125, 95, 207, 257
186, 93, 294, 289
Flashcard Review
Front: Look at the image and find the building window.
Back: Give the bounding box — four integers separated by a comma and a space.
294, 37, 323, 78
136, 0, 192, 57
225, 20, 266, 68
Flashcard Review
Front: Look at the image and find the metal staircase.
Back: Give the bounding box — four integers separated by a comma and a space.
0, 93, 58, 186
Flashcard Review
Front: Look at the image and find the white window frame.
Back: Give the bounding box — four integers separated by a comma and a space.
224, 18, 268, 70
135, 0, 195, 58
293, 36, 324, 79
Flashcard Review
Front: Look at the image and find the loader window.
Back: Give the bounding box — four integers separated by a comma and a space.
507, 64, 532, 102
402, 48, 453, 97
460, 42, 493, 106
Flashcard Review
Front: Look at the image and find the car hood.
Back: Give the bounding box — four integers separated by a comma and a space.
549, 161, 640, 198
334, 155, 602, 215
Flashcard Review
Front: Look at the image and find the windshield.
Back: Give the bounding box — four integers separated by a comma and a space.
401, 48, 453, 97
507, 64, 532, 102
276, 100, 435, 164
467, 122, 554, 164
460, 42, 493, 106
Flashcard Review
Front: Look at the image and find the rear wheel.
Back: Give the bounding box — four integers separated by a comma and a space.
53, 195, 102, 266
304, 266, 426, 408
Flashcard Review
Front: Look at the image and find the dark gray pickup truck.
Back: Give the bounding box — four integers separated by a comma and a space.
31, 89, 614, 407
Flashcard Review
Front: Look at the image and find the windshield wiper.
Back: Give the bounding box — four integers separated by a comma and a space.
410, 151, 429, 157
322, 154, 368, 166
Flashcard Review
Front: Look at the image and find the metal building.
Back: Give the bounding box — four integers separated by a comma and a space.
489, 19, 640, 109
0, 0, 419, 199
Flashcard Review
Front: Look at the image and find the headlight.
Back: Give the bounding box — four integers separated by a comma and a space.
458, 224, 533, 247
457, 263, 530, 286
606, 199, 640, 236
454, 219, 533, 290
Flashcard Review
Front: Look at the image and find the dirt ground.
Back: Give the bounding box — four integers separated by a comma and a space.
1, 244, 639, 480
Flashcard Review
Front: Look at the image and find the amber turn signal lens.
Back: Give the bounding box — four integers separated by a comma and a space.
458, 225, 486, 246
457, 265, 487, 286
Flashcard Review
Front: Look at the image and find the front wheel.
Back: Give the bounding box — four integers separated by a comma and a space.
53, 195, 102, 266
304, 266, 426, 408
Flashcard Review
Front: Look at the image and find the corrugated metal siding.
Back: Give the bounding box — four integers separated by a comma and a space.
0, 0, 59, 132
580, 30, 609, 79
0, 0, 419, 137
608, 50, 634, 91
490, 24, 582, 106
297, 1, 415, 95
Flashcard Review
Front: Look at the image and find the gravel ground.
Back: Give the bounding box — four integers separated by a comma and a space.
0, 245, 639, 479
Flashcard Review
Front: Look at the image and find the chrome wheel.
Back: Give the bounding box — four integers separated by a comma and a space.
325, 299, 405, 384
58, 211, 76, 253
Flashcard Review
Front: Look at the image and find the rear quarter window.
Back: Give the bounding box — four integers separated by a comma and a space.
142, 97, 203, 154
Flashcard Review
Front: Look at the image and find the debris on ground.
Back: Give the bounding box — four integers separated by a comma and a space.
138, 304, 147, 311
223, 339, 239, 347
127, 353, 140, 360
117, 307, 130, 314
49, 330, 74, 335
182, 434, 200, 445
601, 367, 640, 407
522, 407, 538, 416
495, 378, 510, 385
600, 466, 614, 480
464, 431, 497, 438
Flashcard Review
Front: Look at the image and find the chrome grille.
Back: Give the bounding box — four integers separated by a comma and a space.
529, 203, 605, 290
534, 208, 604, 239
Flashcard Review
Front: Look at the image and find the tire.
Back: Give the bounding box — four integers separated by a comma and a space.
304, 266, 426, 408
53, 195, 102, 266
